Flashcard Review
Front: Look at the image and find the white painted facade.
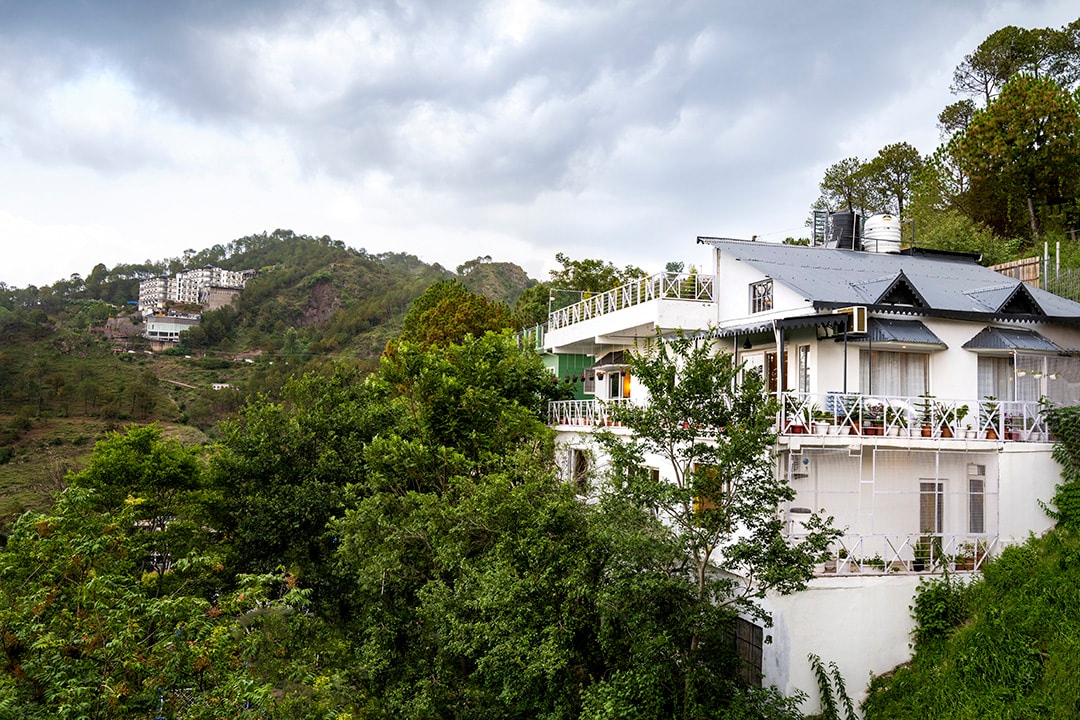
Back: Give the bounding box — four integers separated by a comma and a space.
542, 239, 1080, 713
137, 267, 250, 313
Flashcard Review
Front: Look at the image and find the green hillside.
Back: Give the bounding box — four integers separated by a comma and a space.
0, 229, 535, 526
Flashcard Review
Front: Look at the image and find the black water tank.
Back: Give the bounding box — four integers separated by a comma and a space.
826, 210, 861, 250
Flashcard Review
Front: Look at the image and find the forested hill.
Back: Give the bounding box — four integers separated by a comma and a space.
0, 229, 536, 520
1, 229, 536, 362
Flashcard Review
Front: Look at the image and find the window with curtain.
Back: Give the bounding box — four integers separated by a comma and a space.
969, 477, 985, 534
977, 355, 1016, 401
860, 350, 928, 397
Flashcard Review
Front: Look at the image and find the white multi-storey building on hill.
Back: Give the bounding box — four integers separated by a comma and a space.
537, 233, 1080, 712
137, 267, 252, 314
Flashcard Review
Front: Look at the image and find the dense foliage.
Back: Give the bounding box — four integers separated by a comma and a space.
0, 324, 813, 718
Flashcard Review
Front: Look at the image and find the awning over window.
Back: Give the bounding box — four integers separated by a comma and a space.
962, 326, 1062, 354
847, 318, 946, 349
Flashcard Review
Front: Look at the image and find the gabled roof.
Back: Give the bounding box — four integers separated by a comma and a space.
703, 239, 1080, 321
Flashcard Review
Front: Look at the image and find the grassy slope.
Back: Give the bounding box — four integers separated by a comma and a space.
862, 529, 1080, 718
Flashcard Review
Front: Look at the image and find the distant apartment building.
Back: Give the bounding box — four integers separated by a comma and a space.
143, 313, 202, 344
137, 267, 253, 314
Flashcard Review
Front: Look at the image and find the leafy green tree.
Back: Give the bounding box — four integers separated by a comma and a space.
0, 426, 321, 718
549, 253, 647, 294
512, 280, 552, 329
951, 25, 1042, 104
398, 279, 513, 348
208, 365, 388, 603
957, 74, 1080, 239
937, 99, 976, 138
813, 157, 875, 215
596, 333, 839, 623
863, 142, 923, 218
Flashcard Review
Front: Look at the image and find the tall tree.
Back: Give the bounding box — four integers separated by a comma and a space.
597, 334, 838, 625
863, 142, 924, 218
951, 25, 1040, 104
398, 279, 513, 348
814, 157, 876, 215
957, 74, 1080, 239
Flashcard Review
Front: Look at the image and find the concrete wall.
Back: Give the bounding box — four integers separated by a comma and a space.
999, 443, 1058, 542
761, 574, 924, 714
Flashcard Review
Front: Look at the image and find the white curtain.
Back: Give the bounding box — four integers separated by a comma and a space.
860, 351, 928, 397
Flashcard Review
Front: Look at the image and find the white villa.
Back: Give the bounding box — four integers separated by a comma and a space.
537, 234, 1080, 710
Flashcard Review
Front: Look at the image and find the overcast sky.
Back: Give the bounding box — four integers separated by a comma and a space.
1, 1, 1077, 289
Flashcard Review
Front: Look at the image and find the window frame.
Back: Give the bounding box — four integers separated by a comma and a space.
749, 279, 773, 314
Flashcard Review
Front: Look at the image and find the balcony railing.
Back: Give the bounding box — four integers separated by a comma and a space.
778, 391, 1052, 442
548, 398, 635, 426
788, 532, 999, 575
548, 272, 715, 331
548, 393, 1054, 442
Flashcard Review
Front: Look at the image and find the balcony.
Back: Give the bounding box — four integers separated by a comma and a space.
796, 532, 999, 576
548, 393, 1054, 443
548, 398, 634, 427
548, 272, 715, 332
778, 392, 1052, 442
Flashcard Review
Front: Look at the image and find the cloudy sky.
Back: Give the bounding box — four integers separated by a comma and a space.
1, 1, 1076, 288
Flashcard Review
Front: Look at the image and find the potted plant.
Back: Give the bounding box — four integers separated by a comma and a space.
954, 403, 970, 436
954, 542, 976, 571
783, 391, 807, 434
981, 396, 1000, 440
811, 405, 831, 435
934, 400, 959, 438
841, 393, 862, 435
863, 401, 884, 435
885, 404, 908, 436
1004, 413, 1022, 441
916, 394, 936, 437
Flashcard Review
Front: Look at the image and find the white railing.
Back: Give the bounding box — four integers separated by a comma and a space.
787, 532, 1000, 575
517, 323, 546, 350
549, 393, 1053, 442
548, 398, 635, 426
777, 391, 1052, 442
548, 272, 715, 331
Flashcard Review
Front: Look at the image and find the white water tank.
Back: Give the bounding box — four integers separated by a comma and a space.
861, 213, 902, 253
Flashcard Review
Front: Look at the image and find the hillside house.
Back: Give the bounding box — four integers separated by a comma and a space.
539, 236, 1080, 709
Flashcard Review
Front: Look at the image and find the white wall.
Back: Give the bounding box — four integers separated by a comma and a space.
998, 443, 1058, 542
761, 574, 925, 715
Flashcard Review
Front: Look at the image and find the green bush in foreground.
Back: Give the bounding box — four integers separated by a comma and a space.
862, 529, 1080, 719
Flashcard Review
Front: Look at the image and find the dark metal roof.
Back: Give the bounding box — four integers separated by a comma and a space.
961, 326, 1062, 353
854, 318, 946, 348
710, 312, 850, 339
700, 238, 1080, 321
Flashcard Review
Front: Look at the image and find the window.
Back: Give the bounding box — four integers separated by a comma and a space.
569, 448, 589, 491
977, 355, 1013, 401
920, 481, 944, 535
969, 464, 985, 534
797, 345, 810, 394
732, 618, 763, 686
860, 350, 928, 397
605, 370, 631, 399
749, 279, 773, 313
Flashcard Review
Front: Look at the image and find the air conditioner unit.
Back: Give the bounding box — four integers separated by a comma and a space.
834, 306, 867, 334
